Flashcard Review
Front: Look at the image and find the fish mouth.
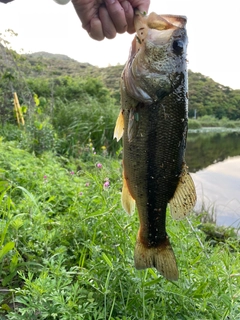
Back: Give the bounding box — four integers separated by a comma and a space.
122, 12, 188, 103
133, 11, 187, 54
134, 11, 187, 32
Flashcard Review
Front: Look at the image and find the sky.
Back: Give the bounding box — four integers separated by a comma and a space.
0, 0, 239, 89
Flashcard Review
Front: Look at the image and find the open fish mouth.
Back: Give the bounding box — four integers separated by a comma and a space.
134, 11, 187, 43
123, 11, 188, 104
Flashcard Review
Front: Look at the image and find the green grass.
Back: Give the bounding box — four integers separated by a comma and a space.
0, 140, 240, 319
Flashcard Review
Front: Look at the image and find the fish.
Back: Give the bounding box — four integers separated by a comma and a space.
114, 11, 196, 281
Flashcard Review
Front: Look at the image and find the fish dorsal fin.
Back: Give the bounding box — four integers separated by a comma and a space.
121, 175, 135, 215
114, 110, 124, 142
169, 165, 197, 220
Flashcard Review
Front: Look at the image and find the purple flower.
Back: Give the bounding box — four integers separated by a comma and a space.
96, 163, 102, 169
43, 175, 47, 179
85, 182, 90, 187
79, 192, 83, 196
70, 171, 74, 175
103, 181, 110, 188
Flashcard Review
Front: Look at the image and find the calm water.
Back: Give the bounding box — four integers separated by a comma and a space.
186, 129, 240, 228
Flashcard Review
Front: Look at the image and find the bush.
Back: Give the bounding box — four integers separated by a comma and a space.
21, 121, 57, 155
0, 124, 23, 142
198, 115, 220, 127
188, 119, 202, 129
53, 97, 120, 157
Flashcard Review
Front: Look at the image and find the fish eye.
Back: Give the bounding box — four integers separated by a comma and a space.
172, 40, 184, 55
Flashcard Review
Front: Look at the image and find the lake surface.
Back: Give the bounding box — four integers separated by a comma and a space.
186, 130, 240, 228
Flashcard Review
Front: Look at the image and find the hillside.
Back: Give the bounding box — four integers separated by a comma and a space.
24, 51, 124, 92
1, 45, 240, 120
0, 45, 122, 92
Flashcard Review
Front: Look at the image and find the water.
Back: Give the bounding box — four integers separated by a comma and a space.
186, 130, 240, 228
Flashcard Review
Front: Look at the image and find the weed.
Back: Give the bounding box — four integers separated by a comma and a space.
0, 140, 239, 319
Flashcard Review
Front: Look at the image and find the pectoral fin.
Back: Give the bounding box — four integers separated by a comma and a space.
114, 110, 124, 141
169, 165, 196, 220
121, 175, 135, 215
128, 109, 139, 142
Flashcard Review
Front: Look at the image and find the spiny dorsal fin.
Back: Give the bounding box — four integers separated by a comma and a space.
169, 165, 197, 220
121, 175, 135, 215
113, 110, 124, 142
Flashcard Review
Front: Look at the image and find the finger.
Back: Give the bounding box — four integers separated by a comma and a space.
71, 0, 103, 32
120, 1, 135, 34
71, 0, 90, 31
104, 0, 128, 34
129, 0, 150, 13
89, 16, 105, 41
99, 6, 117, 39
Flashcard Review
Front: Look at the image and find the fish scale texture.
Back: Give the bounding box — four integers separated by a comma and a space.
123, 87, 188, 248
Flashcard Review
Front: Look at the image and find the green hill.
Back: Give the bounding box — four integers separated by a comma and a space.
1, 44, 240, 120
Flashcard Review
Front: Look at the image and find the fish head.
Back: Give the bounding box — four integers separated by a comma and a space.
122, 12, 188, 104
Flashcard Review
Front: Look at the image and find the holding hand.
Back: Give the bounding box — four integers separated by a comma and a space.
71, 0, 150, 40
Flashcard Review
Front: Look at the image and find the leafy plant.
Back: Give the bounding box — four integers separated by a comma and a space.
0, 139, 239, 319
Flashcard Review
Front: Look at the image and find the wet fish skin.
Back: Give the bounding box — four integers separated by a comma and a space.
114, 12, 196, 281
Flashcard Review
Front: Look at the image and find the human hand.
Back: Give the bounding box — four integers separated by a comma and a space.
71, 0, 150, 41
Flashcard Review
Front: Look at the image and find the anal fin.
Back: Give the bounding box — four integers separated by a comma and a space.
169, 164, 197, 220
121, 176, 135, 215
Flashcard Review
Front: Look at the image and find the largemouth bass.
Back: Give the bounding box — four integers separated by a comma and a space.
114, 11, 196, 281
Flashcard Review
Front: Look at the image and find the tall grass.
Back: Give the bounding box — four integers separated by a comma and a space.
0, 140, 239, 319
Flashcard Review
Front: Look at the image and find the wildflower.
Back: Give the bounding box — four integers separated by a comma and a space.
79, 192, 83, 196
85, 182, 90, 187
103, 180, 110, 188
96, 163, 102, 169
43, 175, 47, 179
70, 171, 74, 175
101, 146, 106, 150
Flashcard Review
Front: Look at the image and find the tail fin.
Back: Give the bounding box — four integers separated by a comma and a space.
134, 236, 179, 281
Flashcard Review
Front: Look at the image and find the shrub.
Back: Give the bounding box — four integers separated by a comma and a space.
53, 97, 120, 157
198, 115, 220, 127
188, 119, 202, 129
